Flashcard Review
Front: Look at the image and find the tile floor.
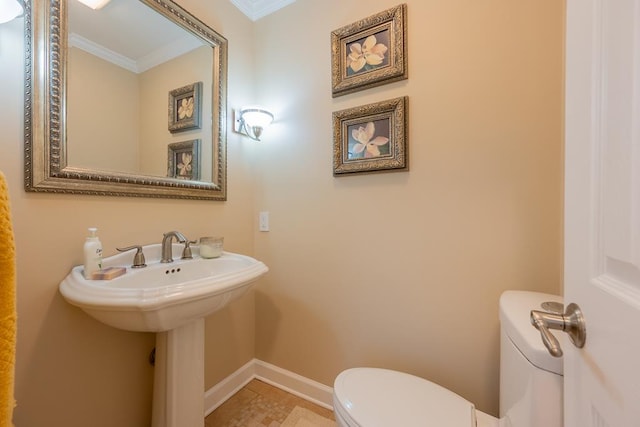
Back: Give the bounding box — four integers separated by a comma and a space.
205, 379, 336, 427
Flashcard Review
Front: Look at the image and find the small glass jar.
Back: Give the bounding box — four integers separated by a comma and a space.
199, 236, 224, 258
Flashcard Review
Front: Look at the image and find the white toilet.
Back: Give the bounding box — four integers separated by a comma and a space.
333, 291, 563, 427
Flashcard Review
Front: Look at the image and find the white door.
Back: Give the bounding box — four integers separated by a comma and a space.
564, 0, 640, 425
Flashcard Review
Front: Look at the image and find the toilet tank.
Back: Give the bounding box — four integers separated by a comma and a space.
499, 291, 563, 427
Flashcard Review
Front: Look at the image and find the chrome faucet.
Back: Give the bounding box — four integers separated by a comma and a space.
161, 231, 188, 263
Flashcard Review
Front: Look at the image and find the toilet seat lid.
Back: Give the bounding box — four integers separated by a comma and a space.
333, 368, 476, 427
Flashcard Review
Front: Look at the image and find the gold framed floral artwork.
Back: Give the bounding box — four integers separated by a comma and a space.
168, 81, 202, 133
168, 139, 201, 180
331, 4, 407, 97
333, 96, 408, 175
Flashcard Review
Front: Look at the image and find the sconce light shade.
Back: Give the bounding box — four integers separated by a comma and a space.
0, 0, 23, 24
235, 106, 274, 141
77, 0, 111, 9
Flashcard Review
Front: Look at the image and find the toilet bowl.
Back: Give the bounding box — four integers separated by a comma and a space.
333, 367, 498, 427
332, 291, 563, 427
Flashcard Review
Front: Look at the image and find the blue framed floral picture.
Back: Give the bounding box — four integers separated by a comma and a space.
168, 81, 202, 133
331, 4, 407, 97
333, 97, 408, 175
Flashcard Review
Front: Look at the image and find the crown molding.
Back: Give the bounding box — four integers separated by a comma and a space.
69, 33, 202, 74
230, 0, 296, 21
69, 33, 138, 73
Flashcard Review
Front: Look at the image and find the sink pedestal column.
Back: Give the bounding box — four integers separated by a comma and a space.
151, 319, 205, 427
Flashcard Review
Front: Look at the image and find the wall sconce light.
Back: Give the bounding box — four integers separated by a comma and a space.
233, 106, 274, 141
77, 0, 111, 10
0, 0, 23, 24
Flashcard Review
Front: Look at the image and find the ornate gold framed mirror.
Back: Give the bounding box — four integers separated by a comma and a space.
24, 0, 227, 200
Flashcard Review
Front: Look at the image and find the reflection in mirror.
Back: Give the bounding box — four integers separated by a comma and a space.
67, 0, 213, 181
25, 0, 228, 200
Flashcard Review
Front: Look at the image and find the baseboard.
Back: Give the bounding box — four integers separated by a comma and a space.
254, 359, 334, 410
204, 359, 256, 415
204, 359, 334, 416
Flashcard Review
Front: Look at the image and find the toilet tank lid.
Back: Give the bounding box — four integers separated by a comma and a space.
334, 368, 476, 427
499, 290, 563, 375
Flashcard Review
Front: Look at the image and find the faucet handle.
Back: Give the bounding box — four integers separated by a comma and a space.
116, 245, 147, 268
181, 240, 197, 260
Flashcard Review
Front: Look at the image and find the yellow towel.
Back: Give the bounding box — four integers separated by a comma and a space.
0, 172, 16, 427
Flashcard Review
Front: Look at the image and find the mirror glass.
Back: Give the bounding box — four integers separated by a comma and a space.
25, 0, 228, 200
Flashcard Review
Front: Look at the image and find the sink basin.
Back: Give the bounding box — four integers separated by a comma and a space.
60, 243, 268, 427
59, 243, 269, 332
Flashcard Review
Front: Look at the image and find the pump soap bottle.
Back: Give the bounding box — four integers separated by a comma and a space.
83, 227, 103, 279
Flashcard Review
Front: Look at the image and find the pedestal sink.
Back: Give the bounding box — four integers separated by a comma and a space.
59, 244, 268, 427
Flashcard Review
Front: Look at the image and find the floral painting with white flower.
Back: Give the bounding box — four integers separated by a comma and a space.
168, 139, 200, 180
331, 5, 406, 97
333, 97, 407, 175
346, 30, 390, 76
168, 82, 202, 133
177, 96, 194, 121
347, 119, 391, 160
177, 152, 193, 177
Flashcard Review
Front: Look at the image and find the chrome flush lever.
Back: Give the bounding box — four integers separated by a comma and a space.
530, 303, 586, 358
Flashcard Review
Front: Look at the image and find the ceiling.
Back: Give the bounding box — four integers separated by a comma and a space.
67, 0, 297, 70
229, 0, 296, 21
68, 0, 205, 70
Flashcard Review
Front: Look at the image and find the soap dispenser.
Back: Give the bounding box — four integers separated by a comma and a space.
83, 227, 103, 278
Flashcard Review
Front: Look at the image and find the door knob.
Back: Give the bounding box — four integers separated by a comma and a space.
530, 302, 586, 357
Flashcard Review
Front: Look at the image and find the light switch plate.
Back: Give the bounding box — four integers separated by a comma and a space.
259, 211, 269, 232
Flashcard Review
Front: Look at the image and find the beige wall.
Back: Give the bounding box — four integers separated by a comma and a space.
67, 48, 140, 172
252, 0, 564, 416
0, 1, 257, 426
0, 0, 563, 425
139, 45, 213, 179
